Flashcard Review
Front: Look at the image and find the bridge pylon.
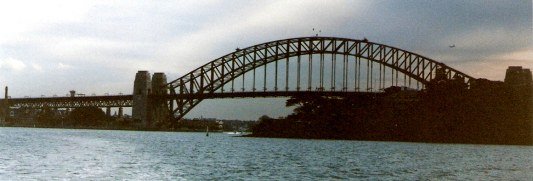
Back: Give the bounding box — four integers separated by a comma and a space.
132, 71, 170, 128
0, 86, 8, 124
132, 71, 151, 125
150, 72, 170, 127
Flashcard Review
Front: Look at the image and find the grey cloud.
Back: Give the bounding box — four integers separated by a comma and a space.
0, 0, 530, 119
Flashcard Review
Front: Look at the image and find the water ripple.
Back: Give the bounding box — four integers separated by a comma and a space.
0, 127, 531, 180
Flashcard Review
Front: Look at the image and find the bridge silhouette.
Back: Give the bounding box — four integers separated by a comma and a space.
1, 36, 475, 126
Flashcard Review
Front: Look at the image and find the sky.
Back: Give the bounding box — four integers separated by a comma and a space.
0, 0, 531, 120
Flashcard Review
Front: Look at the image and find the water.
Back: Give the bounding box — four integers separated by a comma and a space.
0, 127, 531, 180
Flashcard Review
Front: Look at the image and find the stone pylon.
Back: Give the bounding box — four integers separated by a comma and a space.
0, 86, 8, 124
132, 71, 170, 128
150, 72, 169, 127
132, 71, 151, 125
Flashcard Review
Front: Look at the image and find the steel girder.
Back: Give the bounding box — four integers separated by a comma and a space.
161, 91, 380, 100
166, 36, 474, 120
5, 95, 133, 109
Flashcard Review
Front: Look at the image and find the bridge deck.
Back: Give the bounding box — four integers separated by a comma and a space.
1, 95, 133, 108
0, 91, 384, 108
162, 91, 382, 99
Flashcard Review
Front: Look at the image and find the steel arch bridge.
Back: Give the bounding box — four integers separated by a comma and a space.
165, 36, 474, 120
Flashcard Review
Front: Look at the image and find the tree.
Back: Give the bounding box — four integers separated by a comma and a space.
257, 115, 272, 122
36, 108, 60, 127
68, 107, 108, 127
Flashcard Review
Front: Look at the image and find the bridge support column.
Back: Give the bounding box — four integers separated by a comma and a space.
1, 86, 8, 125
132, 71, 170, 128
149, 73, 170, 127
132, 71, 151, 126
105, 107, 111, 117
118, 107, 123, 118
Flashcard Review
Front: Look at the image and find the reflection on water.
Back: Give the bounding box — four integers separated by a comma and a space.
0, 127, 531, 180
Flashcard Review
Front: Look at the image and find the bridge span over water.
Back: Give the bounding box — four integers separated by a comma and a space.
0, 36, 476, 126
6, 92, 382, 109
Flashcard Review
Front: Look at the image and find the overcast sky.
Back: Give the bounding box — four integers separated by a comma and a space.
0, 0, 531, 120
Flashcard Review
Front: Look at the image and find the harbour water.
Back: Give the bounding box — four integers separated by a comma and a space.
0, 127, 531, 180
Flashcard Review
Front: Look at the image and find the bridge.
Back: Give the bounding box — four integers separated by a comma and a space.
0, 36, 476, 126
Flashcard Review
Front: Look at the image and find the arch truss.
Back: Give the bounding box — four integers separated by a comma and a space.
165, 37, 474, 120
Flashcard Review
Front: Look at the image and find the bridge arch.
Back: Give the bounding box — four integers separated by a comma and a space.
165, 36, 474, 120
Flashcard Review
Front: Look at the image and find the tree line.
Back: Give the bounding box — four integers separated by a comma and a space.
251, 80, 532, 145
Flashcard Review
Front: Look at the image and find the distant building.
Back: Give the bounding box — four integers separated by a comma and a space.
505, 66, 532, 88
504, 66, 532, 119
470, 78, 504, 91
504, 66, 532, 97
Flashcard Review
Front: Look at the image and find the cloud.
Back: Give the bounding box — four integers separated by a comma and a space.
58, 62, 72, 69
155, 0, 368, 74
498, 48, 533, 63
31, 63, 43, 72
436, 26, 531, 61
444, 47, 533, 81
0, 58, 26, 71
0, 0, 530, 119
0, 0, 96, 43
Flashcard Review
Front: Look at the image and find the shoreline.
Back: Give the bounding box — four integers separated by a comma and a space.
241, 134, 533, 146
2, 125, 530, 146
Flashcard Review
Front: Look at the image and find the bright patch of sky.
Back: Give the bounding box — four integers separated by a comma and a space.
0, 0, 531, 120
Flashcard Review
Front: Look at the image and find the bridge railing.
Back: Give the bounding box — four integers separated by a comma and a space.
1, 95, 133, 109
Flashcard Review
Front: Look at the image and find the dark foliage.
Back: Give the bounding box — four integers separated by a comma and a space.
35, 108, 60, 127
251, 81, 532, 145
67, 107, 108, 127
